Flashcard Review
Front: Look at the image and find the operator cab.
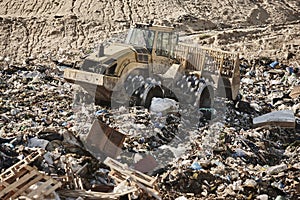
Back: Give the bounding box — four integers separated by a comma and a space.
124, 23, 178, 58
125, 26, 155, 52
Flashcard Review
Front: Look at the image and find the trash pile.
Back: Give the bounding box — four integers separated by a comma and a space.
156, 59, 300, 199
0, 63, 164, 199
0, 58, 300, 199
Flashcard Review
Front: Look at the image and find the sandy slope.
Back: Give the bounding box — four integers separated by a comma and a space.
0, 0, 299, 65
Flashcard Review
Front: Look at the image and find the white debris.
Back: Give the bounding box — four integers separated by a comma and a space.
150, 98, 179, 115
175, 196, 188, 200
256, 194, 269, 200
267, 163, 288, 175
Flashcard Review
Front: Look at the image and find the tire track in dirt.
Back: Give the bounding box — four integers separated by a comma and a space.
34, 21, 47, 55
174, 0, 188, 13
68, 19, 78, 49
40, 1, 51, 15
20, 21, 30, 58
89, 0, 101, 21
126, 0, 133, 23
31, 0, 39, 15
0, 18, 12, 58
73, 0, 83, 18
110, 1, 116, 23
70, 0, 75, 14
74, 22, 84, 48
11, 19, 27, 61
7, 1, 16, 15
103, 1, 113, 31
27, 19, 37, 57
36, 1, 46, 15
0, 0, 299, 64
17, 1, 26, 16
70, 20, 81, 49
120, 0, 127, 22
86, 0, 92, 15
53, 1, 63, 15
113, 0, 125, 23
133, 0, 143, 22
2, 1, 9, 15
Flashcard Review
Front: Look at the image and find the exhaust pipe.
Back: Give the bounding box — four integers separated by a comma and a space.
97, 43, 104, 57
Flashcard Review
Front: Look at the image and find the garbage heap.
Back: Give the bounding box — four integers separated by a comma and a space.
155, 59, 300, 200
0, 57, 300, 200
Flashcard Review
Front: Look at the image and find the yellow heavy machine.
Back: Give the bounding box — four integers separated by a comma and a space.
64, 23, 240, 108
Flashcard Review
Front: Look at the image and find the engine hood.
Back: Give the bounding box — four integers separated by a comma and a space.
87, 43, 149, 63
104, 43, 134, 58
104, 43, 149, 61
81, 43, 149, 74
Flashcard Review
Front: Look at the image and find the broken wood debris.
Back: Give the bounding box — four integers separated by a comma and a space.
63, 158, 85, 190
57, 188, 138, 200
104, 157, 161, 200
0, 151, 62, 200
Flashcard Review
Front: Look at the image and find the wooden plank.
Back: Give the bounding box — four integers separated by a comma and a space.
10, 174, 44, 199
115, 187, 138, 196
135, 182, 162, 200
130, 170, 156, 186
0, 151, 42, 181
26, 179, 54, 198
43, 182, 62, 196
104, 157, 157, 187
1, 181, 9, 187
109, 170, 130, 184
58, 190, 118, 199
58, 189, 138, 199
2, 166, 36, 188
0, 158, 61, 200
0, 170, 40, 198
3, 167, 30, 184
0, 172, 37, 197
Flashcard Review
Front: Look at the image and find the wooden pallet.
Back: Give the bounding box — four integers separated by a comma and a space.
0, 150, 42, 182
104, 157, 161, 200
0, 151, 62, 200
104, 157, 157, 188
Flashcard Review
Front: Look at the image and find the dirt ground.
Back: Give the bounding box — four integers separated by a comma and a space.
0, 0, 299, 66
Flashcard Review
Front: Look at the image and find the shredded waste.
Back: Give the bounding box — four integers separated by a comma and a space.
0, 58, 300, 199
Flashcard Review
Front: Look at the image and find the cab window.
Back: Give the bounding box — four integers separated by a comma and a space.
156, 32, 171, 57
125, 28, 154, 52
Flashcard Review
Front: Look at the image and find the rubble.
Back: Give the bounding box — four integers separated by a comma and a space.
0, 44, 300, 200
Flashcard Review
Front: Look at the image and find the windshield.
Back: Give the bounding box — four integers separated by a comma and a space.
125, 28, 155, 52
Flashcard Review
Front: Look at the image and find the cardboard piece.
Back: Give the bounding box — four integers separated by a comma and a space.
253, 110, 295, 128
